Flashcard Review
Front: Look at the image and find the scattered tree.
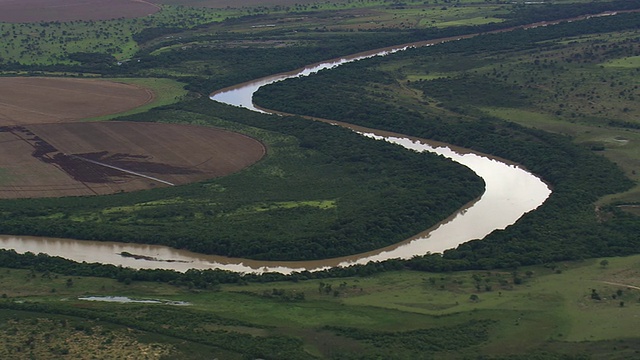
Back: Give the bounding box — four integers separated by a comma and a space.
600, 259, 609, 268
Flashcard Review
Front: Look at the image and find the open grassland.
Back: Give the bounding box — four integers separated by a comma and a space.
603, 55, 640, 68
1, 255, 639, 359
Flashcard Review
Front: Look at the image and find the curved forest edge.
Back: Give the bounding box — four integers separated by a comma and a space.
252, 11, 640, 269
0, 100, 484, 261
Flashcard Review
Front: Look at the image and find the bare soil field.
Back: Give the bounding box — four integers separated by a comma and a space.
0, 122, 265, 198
0, 77, 265, 198
0, 0, 160, 23
0, 77, 154, 125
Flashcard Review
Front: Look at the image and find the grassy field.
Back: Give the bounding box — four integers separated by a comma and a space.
603, 55, 640, 68
1, 255, 639, 359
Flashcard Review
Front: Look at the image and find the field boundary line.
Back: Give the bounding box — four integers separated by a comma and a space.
69, 154, 175, 186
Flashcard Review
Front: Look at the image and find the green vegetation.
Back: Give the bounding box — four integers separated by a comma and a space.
603, 55, 640, 68
1, 0, 640, 358
1, 254, 639, 359
0, 6, 244, 65
254, 10, 640, 268
0, 103, 484, 260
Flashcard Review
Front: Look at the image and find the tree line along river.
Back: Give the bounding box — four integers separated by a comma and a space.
0, 24, 559, 274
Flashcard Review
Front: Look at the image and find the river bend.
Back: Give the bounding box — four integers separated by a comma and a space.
0, 25, 559, 274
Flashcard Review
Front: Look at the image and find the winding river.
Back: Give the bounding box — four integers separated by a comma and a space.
0, 26, 557, 274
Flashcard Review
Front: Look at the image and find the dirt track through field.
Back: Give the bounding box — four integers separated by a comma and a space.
70, 155, 176, 186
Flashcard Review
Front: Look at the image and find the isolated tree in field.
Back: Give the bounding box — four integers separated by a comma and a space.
600, 259, 609, 268
470, 294, 479, 302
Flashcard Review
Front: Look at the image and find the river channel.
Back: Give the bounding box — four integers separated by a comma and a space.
0, 31, 553, 274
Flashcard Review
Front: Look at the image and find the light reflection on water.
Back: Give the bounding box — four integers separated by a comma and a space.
78, 296, 190, 305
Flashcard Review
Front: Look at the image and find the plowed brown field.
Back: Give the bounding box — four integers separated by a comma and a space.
0, 0, 160, 23
0, 78, 266, 198
0, 77, 154, 125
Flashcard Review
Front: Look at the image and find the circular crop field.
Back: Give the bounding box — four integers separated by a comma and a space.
0, 77, 155, 125
0, 78, 266, 198
0, 0, 160, 23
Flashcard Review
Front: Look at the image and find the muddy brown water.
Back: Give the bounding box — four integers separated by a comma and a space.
0, 20, 575, 274
0, 125, 551, 274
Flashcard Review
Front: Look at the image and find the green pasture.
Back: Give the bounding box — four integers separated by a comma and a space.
2, 254, 640, 358
432, 16, 505, 28
211, 255, 640, 347
603, 55, 640, 68
74, 199, 336, 221
405, 73, 451, 81
0, 268, 181, 299
326, 3, 508, 30
415, 6, 508, 28
139, 60, 225, 79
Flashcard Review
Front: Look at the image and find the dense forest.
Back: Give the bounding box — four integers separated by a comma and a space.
0, 100, 484, 261
253, 11, 640, 270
